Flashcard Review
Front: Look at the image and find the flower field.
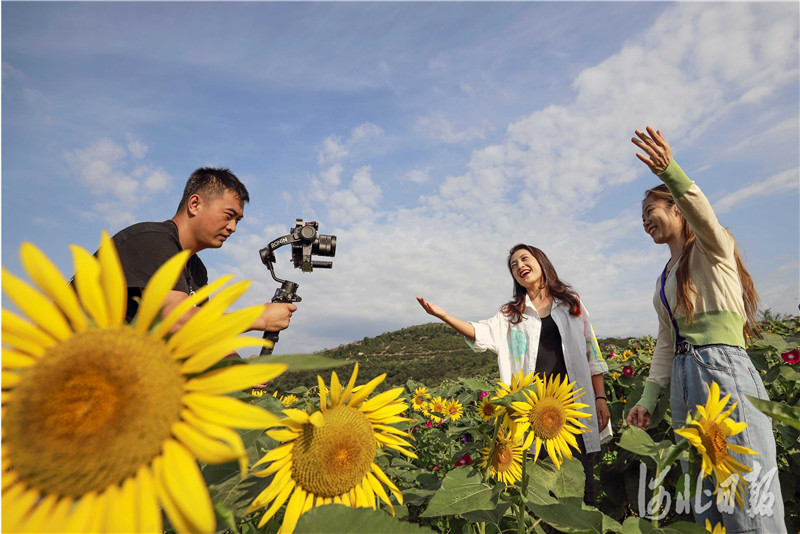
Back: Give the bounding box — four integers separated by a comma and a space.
2, 235, 798, 533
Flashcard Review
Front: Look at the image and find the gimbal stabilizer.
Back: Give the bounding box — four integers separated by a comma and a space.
259, 219, 336, 355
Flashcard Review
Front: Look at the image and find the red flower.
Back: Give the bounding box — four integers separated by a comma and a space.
426, 420, 433, 428
454, 453, 472, 467
623, 365, 633, 377
781, 348, 800, 364
478, 391, 488, 399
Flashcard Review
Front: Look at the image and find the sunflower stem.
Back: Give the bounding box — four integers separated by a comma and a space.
517, 448, 528, 534
483, 416, 502, 484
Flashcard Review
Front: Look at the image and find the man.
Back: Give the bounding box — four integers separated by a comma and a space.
111, 167, 296, 334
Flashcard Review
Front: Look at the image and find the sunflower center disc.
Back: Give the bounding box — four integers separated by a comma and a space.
4, 327, 184, 498
529, 397, 566, 440
493, 443, 514, 472
704, 421, 729, 465
292, 405, 377, 498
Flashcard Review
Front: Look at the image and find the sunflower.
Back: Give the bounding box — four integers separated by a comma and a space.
444, 399, 463, 421
1, 233, 286, 533
280, 394, 300, 407
479, 429, 532, 486
510, 374, 591, 469
411, 386, 430, 412
492, 370, 538, 438
247, 363, 416, 533
674, 382, 757, 506
705, 520, 725, 534
477, 397, 500, 421
426, 396, 447, 422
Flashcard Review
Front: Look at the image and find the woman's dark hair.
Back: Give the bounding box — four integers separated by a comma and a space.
502, 244, 581, 324
643, 184, 760, 339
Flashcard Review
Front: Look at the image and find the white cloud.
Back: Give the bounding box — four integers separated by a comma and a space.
403, 166, 432, 184
350, 122, 383, 142
65, 138, 172, 226
713, 168, 799, 214
414, 112, 490, 144
318, 135, 347, 165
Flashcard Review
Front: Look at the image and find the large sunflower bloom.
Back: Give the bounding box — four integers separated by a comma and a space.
674, 382, 757, 506
247, 363, 416, 534
479, 429, 531, 486
478, 397, 500, 421
1, 233, 285, 533
492, 370, 538, 438
411, 386, 430, 412
510, 374, 591, 469
444, 399, 463, 421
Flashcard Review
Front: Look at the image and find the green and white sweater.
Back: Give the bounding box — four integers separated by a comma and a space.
637, 160, 748, 414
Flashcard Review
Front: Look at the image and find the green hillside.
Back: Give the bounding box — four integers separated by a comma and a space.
267, 322, 637, 393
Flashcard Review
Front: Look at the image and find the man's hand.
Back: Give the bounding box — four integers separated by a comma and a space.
626, 405, 651, 430
253, 302, 298, 332
632, 126, 672, 174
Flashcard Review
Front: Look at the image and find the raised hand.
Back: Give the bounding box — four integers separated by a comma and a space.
632, 126, 672, 174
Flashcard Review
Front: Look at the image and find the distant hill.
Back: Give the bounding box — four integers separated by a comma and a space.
267, 322, 636, 394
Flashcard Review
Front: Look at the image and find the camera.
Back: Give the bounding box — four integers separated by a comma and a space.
258, 219, 337, 355
288, 220, 336, 272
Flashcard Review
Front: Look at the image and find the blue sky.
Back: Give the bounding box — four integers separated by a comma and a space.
3, 2, 798, 355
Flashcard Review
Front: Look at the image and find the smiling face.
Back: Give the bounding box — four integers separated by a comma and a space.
642, 194, 683, 245
509, 248, 544, 289
192, 189, 244, 250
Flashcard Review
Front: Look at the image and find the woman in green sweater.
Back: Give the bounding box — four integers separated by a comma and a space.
626, 127, 785, 533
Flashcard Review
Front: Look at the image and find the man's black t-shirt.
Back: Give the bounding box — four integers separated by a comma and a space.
111, 220, 207, 322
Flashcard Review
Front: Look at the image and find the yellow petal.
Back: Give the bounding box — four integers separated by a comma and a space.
280, 486, 308, 534
366, 472, 395, 514
185, 393, 280, 429
134, 465, 162, 534
70, 246, 111, 328
181, 409, 248, 476
170, 306, 264, 359
1, 268, 72, 340
157, 439, 215, 534
317, 375, 328, 410
2, 349, 38, 368
267, 428, 300, 442
21, 493, 59, 533
166, 280, 251, 347
185, 363, 287, 395
154, 275, 234, 339
347, 373, 387, 408
180, 337, 273, 373
152, 455, 193, 534
329, 370, 342, 407
47, 496, 74, 534
248, 463, 293, 512
63, 491, 98, 533
1, 309, 58, 352
19, 242, 88, 332
309, 411, 325, 428
358, 387, 403, 413
172, 421, 241, 471
95, 231, 127, 327
105, 482, 137, 534
338, 362, 360, 405
256, 480, 295, 528
134, 250, 191, 334
2, 370, 22, 388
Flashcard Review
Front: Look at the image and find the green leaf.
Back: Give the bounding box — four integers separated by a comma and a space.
620, 516, 706, 533
745, 395, 800, 430
295, 504, 436, 533
525, 457, 586, 503
251, 353, 351, 371
618, 427, 675, 462
527, 502, 604, 534
750, 333, 789, 352
419, 467, 498, 517
461, 502, 511, 527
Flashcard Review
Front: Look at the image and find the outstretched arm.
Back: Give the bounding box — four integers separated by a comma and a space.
416, 297, 476, 341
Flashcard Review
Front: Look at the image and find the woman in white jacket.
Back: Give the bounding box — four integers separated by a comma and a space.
417, 243, 610, 504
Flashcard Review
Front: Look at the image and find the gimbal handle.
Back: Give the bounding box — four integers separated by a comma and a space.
260, 280, 301, 356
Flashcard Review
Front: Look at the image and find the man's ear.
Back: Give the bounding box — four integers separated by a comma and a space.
187, 194, 203, 216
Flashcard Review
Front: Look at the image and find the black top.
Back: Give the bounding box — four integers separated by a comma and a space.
111, 220, 207, 322
534, 314, 568, 381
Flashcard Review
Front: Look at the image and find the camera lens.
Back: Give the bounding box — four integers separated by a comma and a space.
313, 234, 336, 257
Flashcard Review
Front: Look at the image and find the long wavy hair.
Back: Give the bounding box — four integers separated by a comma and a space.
643, 185, 760, 338
502, 244, 581, 325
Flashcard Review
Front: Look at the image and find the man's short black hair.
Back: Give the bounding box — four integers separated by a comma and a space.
178, 167, 250, 210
